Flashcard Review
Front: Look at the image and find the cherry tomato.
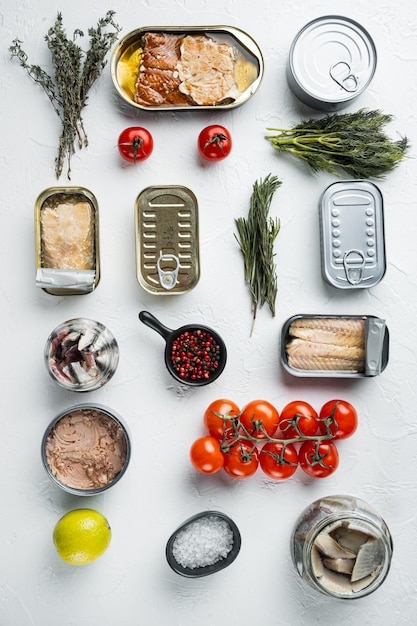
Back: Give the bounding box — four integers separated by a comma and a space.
190, 436, 224, 474
203, 399, 240, 440
279, 401, 318, 439
299, 440, 339, 478
223, 441, 259, 479
260, 442, 298, 480
239, 400, 279, 439
198, 125, 232, 161
318, 400, 358, 440
118, 127, 154, 162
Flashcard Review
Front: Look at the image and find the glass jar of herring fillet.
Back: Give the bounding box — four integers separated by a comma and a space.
291, 495, 393, 599
280, 314, 389, 377
110, 26, 263, 110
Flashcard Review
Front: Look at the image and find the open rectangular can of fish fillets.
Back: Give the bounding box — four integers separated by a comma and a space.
135, 185, 200, 295
111, 26, 264, 110
35, 187, 100, 295
281, 314, 389, 377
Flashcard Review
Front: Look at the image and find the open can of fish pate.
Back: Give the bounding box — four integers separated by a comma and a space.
35, 187, 100, 295
111, 25, 264, 110
41, 403, 131, 496
287, 16, 376, 111
281, 314, 389, 377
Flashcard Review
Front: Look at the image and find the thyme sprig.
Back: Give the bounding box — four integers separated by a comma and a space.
235, 174, 281, 335
265, 109, 409, 179
10, 11, 120, 179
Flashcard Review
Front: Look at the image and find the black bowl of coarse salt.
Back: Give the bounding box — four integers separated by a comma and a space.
166, 511, 241, 577
139, 311, 227, 387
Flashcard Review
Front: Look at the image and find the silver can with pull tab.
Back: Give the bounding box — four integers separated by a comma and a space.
319, 180, 386, 289
287, 16, 376, 111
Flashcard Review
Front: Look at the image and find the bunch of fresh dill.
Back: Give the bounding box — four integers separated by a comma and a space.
10, 11, 120, 179
265, 109, 409, 179
235, 174, 282, 335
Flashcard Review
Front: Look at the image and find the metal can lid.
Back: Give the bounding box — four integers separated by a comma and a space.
289, 16, 376, 105
319, 180, 386, 289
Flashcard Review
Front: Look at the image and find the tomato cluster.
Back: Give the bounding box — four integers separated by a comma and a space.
190, 398, 358, 480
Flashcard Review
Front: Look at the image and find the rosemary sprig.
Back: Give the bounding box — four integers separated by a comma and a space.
10, 11, 120, 179
265, 109, 409, 179
235, 174, 281, 335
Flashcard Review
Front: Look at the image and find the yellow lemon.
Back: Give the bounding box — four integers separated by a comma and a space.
53, 509, 111, 566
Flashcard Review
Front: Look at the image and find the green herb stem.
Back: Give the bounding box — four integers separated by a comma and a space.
265, 109, 409, 178
10, 11, 120, 179
235, 174, 281, 335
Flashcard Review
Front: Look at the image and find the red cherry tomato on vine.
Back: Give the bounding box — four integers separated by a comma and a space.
299, 440, 339, 478
223, 441, 259, 479
190, 436, 224, 474
318, 400, 358, 440
203, 399, 240, 440
239, 399, 279, 439
198, 125, 232, 161
260, 442, 298, 480
279, 401, 318, 439
118, 127, 154, 162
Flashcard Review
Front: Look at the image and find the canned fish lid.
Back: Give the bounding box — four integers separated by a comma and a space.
135, 185, 200, 295
288, 16, 376, 108
319, 180, 386, 289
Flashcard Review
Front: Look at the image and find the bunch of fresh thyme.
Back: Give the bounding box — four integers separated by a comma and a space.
235, 174, 281, 335
10, 11, 120, 179
265, 109, 409, 179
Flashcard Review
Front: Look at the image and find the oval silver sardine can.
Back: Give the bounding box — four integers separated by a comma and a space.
281, 314, 389, 378
319, 180, 386, 289
135, 185, 200, 295
287, 16, 376, 111
35, 187, 100, 296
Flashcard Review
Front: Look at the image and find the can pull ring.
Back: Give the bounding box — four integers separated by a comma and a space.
157, 252, 180, 290
343, 249, 366, 285
329, 61, 359, 92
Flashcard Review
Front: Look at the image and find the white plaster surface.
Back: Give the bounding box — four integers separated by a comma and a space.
1, 0, 417, 624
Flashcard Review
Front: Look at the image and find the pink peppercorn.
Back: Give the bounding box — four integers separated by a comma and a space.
170, 329, 221, 380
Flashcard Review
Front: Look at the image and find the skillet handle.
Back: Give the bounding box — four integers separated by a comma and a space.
138, 310, 173, 342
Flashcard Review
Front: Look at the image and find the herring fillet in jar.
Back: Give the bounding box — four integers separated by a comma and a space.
291, 495, 393, 599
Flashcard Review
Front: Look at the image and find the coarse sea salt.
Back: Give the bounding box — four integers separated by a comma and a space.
172, 515, 234, 569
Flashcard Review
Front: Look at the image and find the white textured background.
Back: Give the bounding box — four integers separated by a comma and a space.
1, 0, 417, 624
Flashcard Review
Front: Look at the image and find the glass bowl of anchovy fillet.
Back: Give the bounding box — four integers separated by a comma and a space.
44, 318, 119, 392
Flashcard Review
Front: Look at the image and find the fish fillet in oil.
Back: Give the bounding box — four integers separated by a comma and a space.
40, 201, 94, 270
286, 317, 366, 372
177, 35, 237, 105
134, 32, 239, 107
287, 356, 364, 372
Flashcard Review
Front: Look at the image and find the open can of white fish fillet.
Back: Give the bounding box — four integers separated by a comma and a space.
110, 26, 264, 110
281, 314, 389, 377
35, 187, 100, 295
